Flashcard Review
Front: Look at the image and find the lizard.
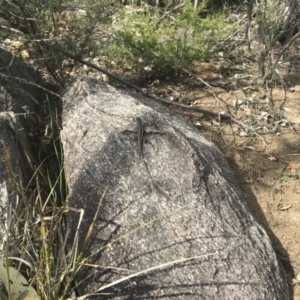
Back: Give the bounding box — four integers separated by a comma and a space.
136, 117, 170, 201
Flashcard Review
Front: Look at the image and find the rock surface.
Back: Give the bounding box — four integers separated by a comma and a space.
61, 77, 289, 299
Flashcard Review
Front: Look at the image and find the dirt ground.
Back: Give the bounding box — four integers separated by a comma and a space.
127, 61, 300, 299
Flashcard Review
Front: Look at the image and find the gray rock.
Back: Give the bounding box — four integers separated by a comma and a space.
61, 77, 289, 299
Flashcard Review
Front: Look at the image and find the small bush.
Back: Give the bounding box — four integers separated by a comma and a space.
103, 0, 237, 75
0, 0, 118, 86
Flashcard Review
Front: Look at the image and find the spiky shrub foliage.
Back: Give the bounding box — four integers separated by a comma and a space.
104, 0, 237, 74
0, 0, 118, 85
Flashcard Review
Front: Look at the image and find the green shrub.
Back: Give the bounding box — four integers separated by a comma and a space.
103, 0, 237, 75
0, 0, 118, 86
1, 0, 237, 81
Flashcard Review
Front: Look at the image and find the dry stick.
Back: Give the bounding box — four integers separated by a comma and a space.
136, 47, 272, 147
0, 25, 24, 34
263, 30, 300, 136
157, 3, 185, 24
0, 73, 61, 99
147, 49, 228, 117
228, 115, 267, 146
264, 30, 300, 80
171, 64, 226, 113
60, 188, 108, 298
78, 199, 233, 299
83, 252, 220, 299
57, 49, 231, 120
221, 25, 246, 44
274, 0, 298, 48
81, 187, 108, 253
245, 0, 254, 51
260, 1, 299, 79
60, 50, 271, 141
169, 55, 271, 146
